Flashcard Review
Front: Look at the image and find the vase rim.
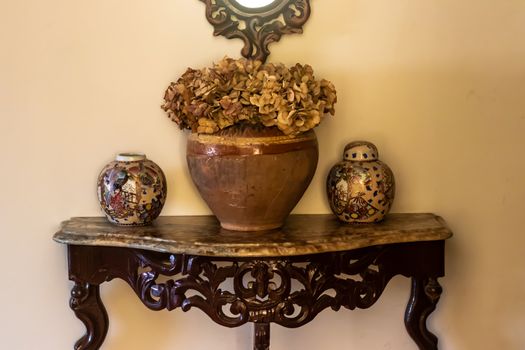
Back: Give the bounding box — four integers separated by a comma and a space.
189, 129, 316, 145
116, 153, 146, 162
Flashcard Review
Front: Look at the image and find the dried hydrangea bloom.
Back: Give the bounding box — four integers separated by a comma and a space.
162, 57, 337, 136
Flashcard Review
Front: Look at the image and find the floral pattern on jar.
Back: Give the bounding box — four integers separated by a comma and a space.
97, 153, 167, 226
327, 141, 395, 223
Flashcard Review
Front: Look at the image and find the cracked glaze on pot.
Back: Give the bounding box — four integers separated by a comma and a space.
187, 125, 318, 231
327, 141, 395, 223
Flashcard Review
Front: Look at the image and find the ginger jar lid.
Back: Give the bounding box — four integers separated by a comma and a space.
343, 141, 379, 161
116, 153, 147, 162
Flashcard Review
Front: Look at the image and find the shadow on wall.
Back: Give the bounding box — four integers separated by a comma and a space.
100, 280, 177, 349
99, 279, 249, 349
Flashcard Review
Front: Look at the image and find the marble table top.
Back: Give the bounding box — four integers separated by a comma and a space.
53, 213, 452, 257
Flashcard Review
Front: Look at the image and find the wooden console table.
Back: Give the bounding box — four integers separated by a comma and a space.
53, 213, 452, 350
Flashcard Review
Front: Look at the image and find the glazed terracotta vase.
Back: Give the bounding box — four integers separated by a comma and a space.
327, 141, 395, 223
187, 125, 318, 231
97, 153, 167, 226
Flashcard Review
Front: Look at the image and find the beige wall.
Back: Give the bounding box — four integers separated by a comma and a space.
1, 0, 524, 349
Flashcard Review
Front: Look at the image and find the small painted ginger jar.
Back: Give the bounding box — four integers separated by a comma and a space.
326, 141, 395, 223
97, 153, 167, 226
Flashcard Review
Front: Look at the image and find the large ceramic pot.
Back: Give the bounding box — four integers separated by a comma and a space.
187, 125, 318, 231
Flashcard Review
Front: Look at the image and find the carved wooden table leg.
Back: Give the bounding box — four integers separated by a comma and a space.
254, 323, 270, 350
70, 282, 109, 350
68, 246, 116, 350
404, 277, 443, 350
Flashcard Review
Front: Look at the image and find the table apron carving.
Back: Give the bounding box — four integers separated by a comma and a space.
67, 240, 445, 350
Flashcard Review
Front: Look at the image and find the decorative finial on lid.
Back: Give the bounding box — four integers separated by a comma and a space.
343, 141, 379, 161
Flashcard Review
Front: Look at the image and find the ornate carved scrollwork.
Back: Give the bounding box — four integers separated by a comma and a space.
199, 0, 311, 62
66, 241, 446, 350
126, 247, 391, 328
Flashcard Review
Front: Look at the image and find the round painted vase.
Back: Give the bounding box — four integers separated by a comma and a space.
326, 141, 395, 223
97, 153, 167, 226
187, 124, 318, 231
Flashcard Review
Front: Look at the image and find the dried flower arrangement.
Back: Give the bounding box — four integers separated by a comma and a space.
162, 57, 337, 136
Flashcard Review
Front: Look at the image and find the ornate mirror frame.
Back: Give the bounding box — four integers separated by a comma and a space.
199, 0, 311, 62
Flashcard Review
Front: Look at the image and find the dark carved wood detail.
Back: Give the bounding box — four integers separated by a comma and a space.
254, 323, 270, 350
69, 282, 108, 350
405, 277, 443, 350
66, 240, 445, 349
125, 247, 394, 328
199, 0, 311, 62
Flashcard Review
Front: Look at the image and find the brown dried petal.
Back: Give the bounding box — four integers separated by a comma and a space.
162, 57, 336, 134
